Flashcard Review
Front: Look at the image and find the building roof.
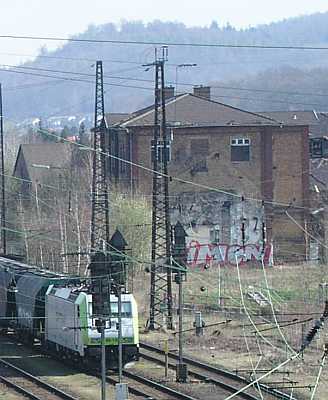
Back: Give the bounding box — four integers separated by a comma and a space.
13, 143, 74, 184
119, 93, 281, 128
106, 113, 131, 126
261, 111, 320, 126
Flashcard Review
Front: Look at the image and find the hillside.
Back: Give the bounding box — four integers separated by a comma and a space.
212, 66, 328, 112
3, 13, 328, 120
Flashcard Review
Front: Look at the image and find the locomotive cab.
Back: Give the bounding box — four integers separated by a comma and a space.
45, 286, 139, 368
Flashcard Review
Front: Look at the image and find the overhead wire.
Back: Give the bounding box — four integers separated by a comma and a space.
2, 34, 328, 51
285, 211, 328, 250
0, 67, 153, 92
242, 325, 264, 399
0, 50, 320, 67
224, 351, 301, 400
234, 253, 282, 352
310, 346, 328, 400
35, 127, 310, 211
3, 142, 322, 276
1, 63, 328, 108
3, 60, 322, 296
4, 128, 320, 282
260, 256, 297, 356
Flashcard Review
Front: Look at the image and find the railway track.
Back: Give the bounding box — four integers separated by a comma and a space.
0, 332, 292, 400
106, 370, 199, 400
140, 341, 296, 400
0, 357, 78, 400
0, 332, 199, 400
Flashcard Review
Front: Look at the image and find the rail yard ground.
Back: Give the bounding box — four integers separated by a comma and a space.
1, 262, 327, 399
0, 335, 117, 400
136, 262, 328, 399
0, 383, 22, 400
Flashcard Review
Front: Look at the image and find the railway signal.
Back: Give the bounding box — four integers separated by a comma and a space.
172, 221, 188, 383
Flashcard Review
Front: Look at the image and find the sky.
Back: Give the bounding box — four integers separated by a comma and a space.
0, 0, 328, 64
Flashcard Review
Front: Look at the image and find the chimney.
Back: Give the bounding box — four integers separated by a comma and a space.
193, 85, 211, 100
160, 86, 175, 101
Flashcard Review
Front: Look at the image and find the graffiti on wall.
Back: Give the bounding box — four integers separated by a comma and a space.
187, 240, 273, 267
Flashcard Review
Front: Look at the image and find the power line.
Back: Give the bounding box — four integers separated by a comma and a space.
0, 50, 318, 67
0, 52, 145, 65
0, 67, 153, 91
4, 62, 328, 99
1, 63, 328, 109
1, 34, 328, 51
1, 67, 327, 110
35, 127, 309, 211
209, 93, 326, 108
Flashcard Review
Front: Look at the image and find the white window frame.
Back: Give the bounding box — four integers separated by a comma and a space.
230, 137, 251, 162
231, 138, 250, 146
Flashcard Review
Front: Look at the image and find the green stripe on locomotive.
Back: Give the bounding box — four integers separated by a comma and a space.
77, 293, 138, 347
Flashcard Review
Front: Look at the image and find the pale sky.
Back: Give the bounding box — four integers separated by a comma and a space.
0, 0, 328, 64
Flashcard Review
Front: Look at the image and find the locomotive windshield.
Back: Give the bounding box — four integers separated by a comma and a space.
110, 301, 132, 318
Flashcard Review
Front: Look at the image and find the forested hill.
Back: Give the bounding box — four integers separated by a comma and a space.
3, 12, 328, 120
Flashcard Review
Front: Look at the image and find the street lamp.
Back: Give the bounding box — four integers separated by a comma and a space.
174, 63, 197, 122
175, 63, 197, 95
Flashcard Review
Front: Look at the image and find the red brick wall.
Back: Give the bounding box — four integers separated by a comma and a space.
130, 124, 309, 259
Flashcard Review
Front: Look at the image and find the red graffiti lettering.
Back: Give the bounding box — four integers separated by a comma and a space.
187, 241, 273, 268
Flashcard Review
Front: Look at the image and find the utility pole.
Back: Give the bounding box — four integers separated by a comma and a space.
89, 60, 111, 400
173, 221, 188, 382
117, 283, 123, 383
323, 205, 328, 264
148, 47, 173, 330
0, 84, 6, 255
241, 196, 246, 250
261, 200, 267, 254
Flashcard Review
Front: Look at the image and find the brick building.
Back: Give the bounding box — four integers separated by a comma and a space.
111, 89, 309, 262
13, 143, 89, 196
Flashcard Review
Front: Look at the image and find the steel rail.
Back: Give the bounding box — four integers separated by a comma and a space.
0, 358, 78, 400
122, 369, 198, 400
1, 334, 196, 400
0, 374, 43, 400
140, 341, 297, 400
140, 350, 260, 400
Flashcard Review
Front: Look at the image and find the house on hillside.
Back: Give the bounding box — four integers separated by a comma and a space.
110, 86, 310, 264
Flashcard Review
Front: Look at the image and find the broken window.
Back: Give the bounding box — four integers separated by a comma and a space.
231, 138, 250, 162
190, 138, 209, 172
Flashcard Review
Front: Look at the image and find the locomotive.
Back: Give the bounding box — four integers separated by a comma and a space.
0, 256, 139, 368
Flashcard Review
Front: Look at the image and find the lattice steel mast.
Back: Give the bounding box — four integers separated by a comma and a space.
149, 47, 173, 330
0, 84, 6, 255
89, 60, 110, 400
90, 60, 110, 254
89, 61, 111, 316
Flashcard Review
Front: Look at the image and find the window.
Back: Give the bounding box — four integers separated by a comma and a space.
231, 138, 250, 162
110, 301, 132, 318
190, 139, 209, 155
119, 141, 127, 174
190, 138, 209, 172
